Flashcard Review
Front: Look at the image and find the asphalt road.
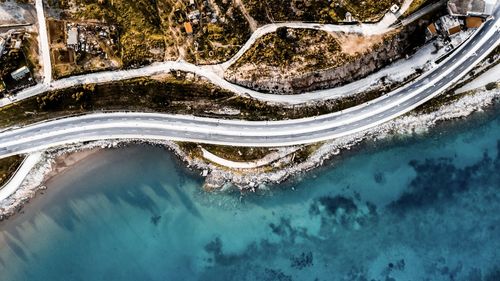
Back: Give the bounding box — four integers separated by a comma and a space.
0, 9, 498, 158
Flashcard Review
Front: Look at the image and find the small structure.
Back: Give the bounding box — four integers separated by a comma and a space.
184, 22, 193, 35
188, 10, 201, 20
426, 22, 439, 39
12, 39, 22, 49
345, 12, 354, 22
465, 16, 484, 28
448, 25, 461, 36
4, 32, 25, 53
439, 15, 462, 36
390, 4, 400, 14
67, 27, 78, 48
174, 8, 184, 22
448, 0, 495, 17
11, 66, 30, 81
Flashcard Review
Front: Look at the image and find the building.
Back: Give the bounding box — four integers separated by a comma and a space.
426, 22, 439, 39
188, 10, 201, 20
447, 25, 461, 36
439, 15, 462, 36
67, 27, 78, 47
11, 66, 30, 81
184, 22, 193, 34
448, 0, 495, 17
465, 16, 484, 28
345, 12, 354, 22
390, 4, 400, 14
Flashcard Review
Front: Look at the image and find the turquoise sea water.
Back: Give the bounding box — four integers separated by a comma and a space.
0, 105, 499, 281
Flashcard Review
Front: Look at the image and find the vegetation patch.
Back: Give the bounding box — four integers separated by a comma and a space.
226, 27, 413, 94
77, 0, 164, 66
229, 28, 393, 74
55, 0, 166, 67
178, 142, 276, 162
232, 28, 349, 73
404, 0, 435, 16
203, 144, 275, 162
291, 143, 323, 164
226, 18, 430, 94
176, 142, 325, 173
0, 42, 36, 96
49, 0, 252, 66
48, 19, 65, 45
0, 73, 398, 129
242, 0, 400, 24
0, 155, 23, 188
166, 0, 252, 64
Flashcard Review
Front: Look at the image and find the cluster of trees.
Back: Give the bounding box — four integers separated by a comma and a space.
193, 0, 251, 63
48, 0, 70, 9
242, 0, 397, 24
0, 156, 22, 187
36, 84, 95, 110
485, 82, 497, 90
0, 51, 25, 78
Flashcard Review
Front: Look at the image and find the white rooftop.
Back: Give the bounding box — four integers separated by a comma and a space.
67, 27, 78, 45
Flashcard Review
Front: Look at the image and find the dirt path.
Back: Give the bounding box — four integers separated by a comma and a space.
234, 0, 258, 32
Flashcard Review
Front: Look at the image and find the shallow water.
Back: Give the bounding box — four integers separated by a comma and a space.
0, 106, 499, 281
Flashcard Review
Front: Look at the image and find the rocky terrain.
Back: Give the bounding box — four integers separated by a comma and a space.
225, 24, 427, 94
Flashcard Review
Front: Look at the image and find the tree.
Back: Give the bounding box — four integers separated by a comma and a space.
276, 26, 288, 40
485, 82, 497, 91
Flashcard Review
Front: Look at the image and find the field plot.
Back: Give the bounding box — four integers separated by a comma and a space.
47, 0, 252, 65
47, 18, 122, 78
0, 32, 36, 96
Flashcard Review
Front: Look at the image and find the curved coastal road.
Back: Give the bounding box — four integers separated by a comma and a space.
0, 11, 498, 158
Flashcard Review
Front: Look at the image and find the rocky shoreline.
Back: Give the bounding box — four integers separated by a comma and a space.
0, 87, 498, 219
200, 88, 500, 190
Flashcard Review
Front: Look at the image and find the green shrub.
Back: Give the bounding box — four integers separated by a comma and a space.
485, 82, 497, 90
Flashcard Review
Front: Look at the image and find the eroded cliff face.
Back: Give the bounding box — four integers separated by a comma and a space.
225, 25, 426, 94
